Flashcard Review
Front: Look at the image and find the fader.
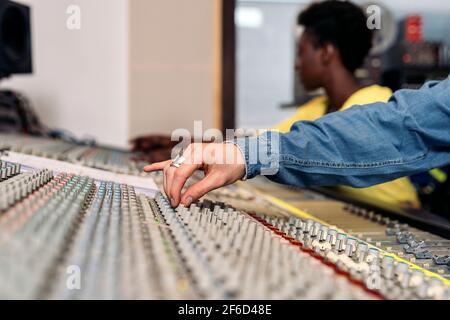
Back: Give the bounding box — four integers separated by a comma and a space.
0, 133, 448, 300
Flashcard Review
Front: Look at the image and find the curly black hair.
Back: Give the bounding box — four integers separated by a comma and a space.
298, 0, 373, 72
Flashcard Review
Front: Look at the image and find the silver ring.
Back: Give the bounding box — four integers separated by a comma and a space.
170, 154, 186, 168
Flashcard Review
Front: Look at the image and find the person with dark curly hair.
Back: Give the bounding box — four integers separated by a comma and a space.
273, 0, 420, 209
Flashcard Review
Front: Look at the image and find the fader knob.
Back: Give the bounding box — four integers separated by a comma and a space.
311, 222, 321, 237
336, 233, 347, 252
304, 220, 314, 234
356, 242, 368, 260
432, 255, 450, 265
381, 255, 395, 280
345, 238, 357, 257
366, 248, 379, 264
326, 229, 338, 246
294, 219, 303, 229
318, 226, 328, 242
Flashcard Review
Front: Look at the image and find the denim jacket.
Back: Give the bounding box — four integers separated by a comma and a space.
233, 74, 450, 188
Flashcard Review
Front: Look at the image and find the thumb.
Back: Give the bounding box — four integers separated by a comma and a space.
180, 173, 223, 206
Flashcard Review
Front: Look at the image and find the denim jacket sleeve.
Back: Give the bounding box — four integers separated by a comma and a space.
233, 75, 450, 188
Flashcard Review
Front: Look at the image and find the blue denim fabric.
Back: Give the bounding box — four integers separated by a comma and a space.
233, 74, 450, 188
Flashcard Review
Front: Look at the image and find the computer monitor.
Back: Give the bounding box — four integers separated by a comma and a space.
0, 0, 32, 79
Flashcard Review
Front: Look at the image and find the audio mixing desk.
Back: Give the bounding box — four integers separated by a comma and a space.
0, 133, 449, 300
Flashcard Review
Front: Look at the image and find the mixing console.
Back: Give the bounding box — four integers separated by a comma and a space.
0, 160, 374, 299
234, 181, 450, 279
0, 134, 144, 176
203, 183, 450, 299
0, 134, 449, 300
1, 160, 20, 181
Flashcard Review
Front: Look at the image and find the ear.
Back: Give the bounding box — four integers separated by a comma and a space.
321, 43, 336, 65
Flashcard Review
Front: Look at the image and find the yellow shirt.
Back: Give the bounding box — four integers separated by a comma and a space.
273, 85, 421, 209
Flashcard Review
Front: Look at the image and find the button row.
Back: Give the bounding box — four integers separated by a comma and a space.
257, 214, 449, 300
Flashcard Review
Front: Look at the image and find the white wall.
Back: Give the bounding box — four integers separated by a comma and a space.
3, 0, 220, 148
3, 0, 129, 147
128, 0, 218, 139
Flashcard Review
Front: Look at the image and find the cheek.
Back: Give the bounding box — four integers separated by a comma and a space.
298, 53, 323, 89
299, 55, 318, 77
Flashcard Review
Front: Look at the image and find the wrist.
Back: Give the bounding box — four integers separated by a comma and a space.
229, 131, 280, 179
223, 140, 247, 180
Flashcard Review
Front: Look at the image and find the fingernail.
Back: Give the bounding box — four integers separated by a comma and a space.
184, 197, 193, 207
170, 198, 176, 207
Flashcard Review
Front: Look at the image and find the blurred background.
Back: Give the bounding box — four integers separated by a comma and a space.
2, 0, 450, 146
2, 0, 220, 148
0, 0, 449, 220
236, 0, 450, 129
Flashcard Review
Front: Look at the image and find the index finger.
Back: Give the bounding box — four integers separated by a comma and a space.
143, 160, 171, 172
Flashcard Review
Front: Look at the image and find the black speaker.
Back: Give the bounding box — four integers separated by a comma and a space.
0, 0, 32, 78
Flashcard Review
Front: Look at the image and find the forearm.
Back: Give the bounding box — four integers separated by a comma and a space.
234, 76, 450, 188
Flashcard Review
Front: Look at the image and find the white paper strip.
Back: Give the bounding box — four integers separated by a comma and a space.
0, 151, 159, 196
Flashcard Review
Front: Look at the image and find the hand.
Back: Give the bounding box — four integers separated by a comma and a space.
144, 143, 246, 208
